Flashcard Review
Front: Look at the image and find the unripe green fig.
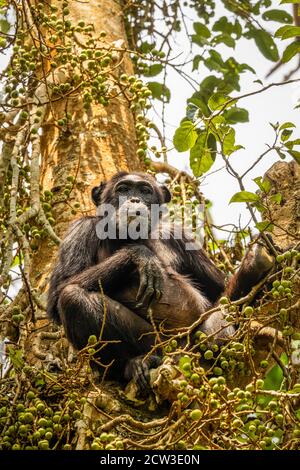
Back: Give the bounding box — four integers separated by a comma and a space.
190, 409, 203, 421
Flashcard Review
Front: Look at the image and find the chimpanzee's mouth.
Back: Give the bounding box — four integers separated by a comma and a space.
127, 212, 147, 222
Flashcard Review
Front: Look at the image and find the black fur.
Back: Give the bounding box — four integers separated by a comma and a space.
47, 172, 274, 388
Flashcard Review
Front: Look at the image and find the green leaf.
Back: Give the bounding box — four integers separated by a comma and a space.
288, 150, 300, 164
282, 41, 300, 63
253, 202, 267, 213
8, 348, 24, 370
262, 178, 271, 194
222, 128, 243, 156
208, 93, 230, 111
10, 255, 20, 268
192, 55, 202, 71
213, 17, 242, 39
190, 133, 216, 177
275, 148, 287, 159
270, 193, 282, 204
279, 121, 296, 130
229, 191, 260, 203
239, 63, 256, 74
223, 128, 235, 155
192, 34, 208, 47
173, 121, 198, 152
223, 107, 249, 124
139, 42, 155, 53
275, 25, 300, 40
205, 50, 227, 72
147, 82, 170, 102
209, 50, 224, 66
211, 115, 226, 127
262, 9, 293, 23
281, 128, 293, 141
256, 221, 274, 232
205, 56, 224, 72
280, 0, 300, 4
200, 75, 221, 94
254, 176, 271, 193
188, 96, 210, 117
143, 64, 163, 77
233, 19, 242, 39
285, 138, 300, 149
193, 22, 211, 38
253, 29, 279, 62
214, 33, 235, 48
0, 19, 10, 34
213, 16, 229, 33
263, 363, 284, 391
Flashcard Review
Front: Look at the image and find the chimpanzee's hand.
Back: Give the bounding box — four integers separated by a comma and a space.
136, 255, 164, 309
124, 354, 162, 391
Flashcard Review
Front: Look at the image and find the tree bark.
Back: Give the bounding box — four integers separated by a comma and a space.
264, 160, 299, 250
263, 160, 300, 329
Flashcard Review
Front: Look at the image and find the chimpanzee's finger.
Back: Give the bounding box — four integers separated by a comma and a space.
154, 274, 163, 300
136, 269, 148, 302
150, 355, 162, 369
136, 268, 154, 307
136, 286, 154, 309
134, 361, 149, 391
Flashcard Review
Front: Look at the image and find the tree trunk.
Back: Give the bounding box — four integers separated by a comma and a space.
0, 0, 144, 366
31, 0, 142, 292
263, 160, 300, 329
264, 160, 299, 251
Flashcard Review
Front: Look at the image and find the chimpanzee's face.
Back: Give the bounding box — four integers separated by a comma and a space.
113, 175, 161, 237
114, 174, 157, 207
92, 172, 171, 241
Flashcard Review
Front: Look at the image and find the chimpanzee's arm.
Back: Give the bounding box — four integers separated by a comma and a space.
184, 248, 225, 303
48, 226, 165, 325
47, 217, 100, 323
165, 235, 225, 304
171, 234, 275, 304
63, 244, 164, 307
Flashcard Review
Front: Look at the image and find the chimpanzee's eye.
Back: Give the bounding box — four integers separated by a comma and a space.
140, 186, 153, 195
117, 184, 129, 193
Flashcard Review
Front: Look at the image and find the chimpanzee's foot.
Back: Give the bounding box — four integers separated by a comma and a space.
226, 235, 275, 301
247, 239, 275, 278
124, 354, 162, 391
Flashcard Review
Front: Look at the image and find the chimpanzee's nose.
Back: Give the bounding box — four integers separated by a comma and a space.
130, 197, 140, 203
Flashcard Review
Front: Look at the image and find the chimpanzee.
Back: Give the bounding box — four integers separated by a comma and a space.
47, 172, 274, 389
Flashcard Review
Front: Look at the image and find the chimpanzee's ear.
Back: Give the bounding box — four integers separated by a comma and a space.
161, 185, 172, 203
91, 181, 106, 206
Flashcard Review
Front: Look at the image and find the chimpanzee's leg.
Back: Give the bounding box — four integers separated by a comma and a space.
226, 240, 275, 301
58, 284, 158, 384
